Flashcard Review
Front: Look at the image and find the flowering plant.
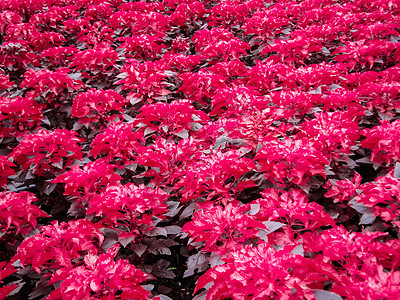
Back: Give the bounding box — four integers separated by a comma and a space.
1, 0, 400, 298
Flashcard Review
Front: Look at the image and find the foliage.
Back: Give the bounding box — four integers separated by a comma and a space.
0, 0, 400, 299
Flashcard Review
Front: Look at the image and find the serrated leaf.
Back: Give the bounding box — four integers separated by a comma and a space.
101, 236, 118, 252
378, 111, 393, 121
39, 116, 50, 126
258, 228, 269, 241
184, 252, 209, 278
345, 157, 357, 169
146, 227, 167, 237
290, 244, 304, 256
144, 127, 156, 137
310, 86, 322, 94
116, 72, 128, 79
67, 73, 82, 80
131, 244, 147, 257
174, 129, 189, 139
209, 253, 224, 267
313, 289, 343, 300
248, 203, 260, 215
25, 170, 35, 180
255, 144, 263, 153
190, 122, 203, 131
142, 284, 154, 292
124, 114, 135, 123
125, 163, 137, 171
356, 157, 372, 164
130, 97, 141, 105
165, 201, 181, 217
72, 122, 84, 130
231, 138, 246, 146
118, 236, 135, 247
214, 136, 230, 149
359, 211, 376, 225
162, 125, 170, 133
164, 225, 182, 235
6, 280, 24, 296
263, 221, 285, 232
52, 160, 63, 169
192, 114, 202, 121
329, 84, 342, 91
350, 201, 369, 214
193, 290, 208, 300
28, 280, 52, 299
322, 47, 331, 54
180, 202, 197, 220
324, 165, 335, 176
394, 162, 400, 179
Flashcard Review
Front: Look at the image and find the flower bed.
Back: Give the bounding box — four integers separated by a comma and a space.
1, 0, 400, 299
